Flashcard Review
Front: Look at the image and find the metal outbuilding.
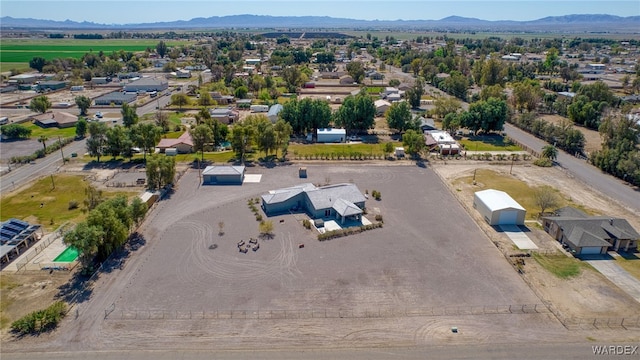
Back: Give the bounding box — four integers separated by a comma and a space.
473, 189, 526, 226
202, 166, 245, 185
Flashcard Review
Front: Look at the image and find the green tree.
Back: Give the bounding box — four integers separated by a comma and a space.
63, 222, 103, 266
156, 41, 168, 58
75, 95, 91, 116
212, 119, 229, 147
121, 103, 139, 128
171, 93, 190, 109
460, 98, 508, 134
512, 80, 543, 113
129, 197, 148, 228
405, 77, 424, 108
190, 124, 214, 163
273, 119, 293, 159
433, 97, 461, 119
194, 107, 211, 125
442, 113, 461, 134
255, 117, 277, 158
87, 196, 131, 260
29, 56, 47, 72
0, 124, 31, 139
75, 118, 88, 138
105, 125, 132, 159
281, 66, 305, 92
386, 101, 415, 133
29, 95, 51, 114
544, 47, 560, 74
382, 142, 395, 158
333, 92, 375, 134
541, 144, 558, 161
86, 121, 108, 162
402, 129, 425, 157
198, 91, 213, 106
346, 61, 365, 84
145, 154, 176, 190
479, 84, 505, 101
131, 123, 162, 161
234, 85, 249, 99
229, 120, 255, 163
37, 135, 48, 152
442, 71, 468, 101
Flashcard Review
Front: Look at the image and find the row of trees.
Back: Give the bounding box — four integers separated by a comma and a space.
591, 116, 640, 186
85, 120, 162, 162
64, 195, 147, 266
229, 116, 293, 162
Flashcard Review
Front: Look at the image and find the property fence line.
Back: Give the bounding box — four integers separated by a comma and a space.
103, 305, 640, 331
105, 304, 548, 321
12, 235, 55, 272
506, 136, 541, 159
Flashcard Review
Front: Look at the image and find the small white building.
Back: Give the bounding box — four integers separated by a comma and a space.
473, 189, 526, 226
317, 128, 346, 143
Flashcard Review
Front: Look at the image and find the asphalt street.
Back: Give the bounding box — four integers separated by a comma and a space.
504, 123, 640, 214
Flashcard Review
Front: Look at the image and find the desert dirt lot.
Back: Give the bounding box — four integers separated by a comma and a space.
2, 161, 639, 352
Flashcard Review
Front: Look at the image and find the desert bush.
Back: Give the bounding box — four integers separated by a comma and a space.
375, 214, 383, 222
302, 219, 311, 229
533, 157, 553, 167
11, 301, 67, 335
317, 222, 383, 241
68, 200, 79, 210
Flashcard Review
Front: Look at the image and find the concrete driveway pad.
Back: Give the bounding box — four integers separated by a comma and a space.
499, 225, 538, 250
586, 258, 640, 303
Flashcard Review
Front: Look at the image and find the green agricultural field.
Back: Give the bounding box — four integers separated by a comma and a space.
0, 39, 185, 64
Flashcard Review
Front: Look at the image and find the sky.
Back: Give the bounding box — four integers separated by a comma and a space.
1, 0, 639, 24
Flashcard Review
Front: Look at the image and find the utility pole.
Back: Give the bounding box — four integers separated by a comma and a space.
50, 174, 55, 189
58, 136, 65, 164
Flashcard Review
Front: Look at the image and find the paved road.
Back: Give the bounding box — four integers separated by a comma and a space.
0, 138, 86, 194
3, 342, 639, 360
504, 123, 640, 214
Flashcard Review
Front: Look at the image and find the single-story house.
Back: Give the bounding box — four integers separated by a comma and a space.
38, 81, 66, 91
245, 58, 261, 65
418, 117, 437, 132
32, 111, 78, 128
267, 104, 283, 123
94, 92, 137, 106
210, 92, 234, 105
261, 183, 366, 224
202, 165, 245, 185
123, 78, 169, 93
542, 207, 639, 255
317, 128, 346, 143
374, 99, 391, 116
473, 189, 526, 226
156, 131, 193, 153
174, 69, 191, 78
210, 108, 239, 124
425, 130, 460, 155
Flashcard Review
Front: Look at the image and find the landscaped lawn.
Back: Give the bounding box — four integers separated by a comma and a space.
289, 142, 401, 157
460, 134, 522, 152
454, 169, 593, 220
532, 252, 588, 278
614, 253, 640, 281
0, 174, 136, 231
23, 123, 77, 139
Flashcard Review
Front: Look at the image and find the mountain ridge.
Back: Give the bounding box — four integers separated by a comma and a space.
1, 14, 638, 32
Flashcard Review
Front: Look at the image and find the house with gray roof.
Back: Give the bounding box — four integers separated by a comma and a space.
123, 78, 168, 93
94, 92, 137, 106
542, 207, 639, 255
261, 183, 366, 224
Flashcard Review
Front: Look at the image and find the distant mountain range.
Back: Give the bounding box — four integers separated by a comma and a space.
1, 14, 639, 33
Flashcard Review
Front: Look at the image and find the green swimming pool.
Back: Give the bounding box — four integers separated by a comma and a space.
53, 247, 79, 262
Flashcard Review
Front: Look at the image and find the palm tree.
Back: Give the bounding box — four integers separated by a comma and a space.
541, 144, 558, 161
38, 135, 48, 152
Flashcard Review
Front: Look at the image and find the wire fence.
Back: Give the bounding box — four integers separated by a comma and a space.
105, 304, 548, 321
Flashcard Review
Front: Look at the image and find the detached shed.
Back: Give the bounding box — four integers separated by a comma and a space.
473, 189, 526, 225
202, 165, 245, 185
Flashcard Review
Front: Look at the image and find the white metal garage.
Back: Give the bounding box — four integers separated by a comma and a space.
473, 189, 526, 226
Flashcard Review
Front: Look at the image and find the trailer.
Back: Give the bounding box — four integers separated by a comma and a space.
316, 128, 346, 143
250, 105, 269, 113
